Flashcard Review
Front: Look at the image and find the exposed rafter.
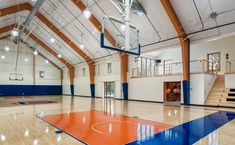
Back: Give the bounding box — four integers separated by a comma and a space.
0, 3, 92, 94
0, 24, 73, 69
160, 0, 190, 80
29, 46, 62, 71
71, 0, 116, 46
160, 0, 190, 104
71, 0, 128, 99
0, 3, 93, 63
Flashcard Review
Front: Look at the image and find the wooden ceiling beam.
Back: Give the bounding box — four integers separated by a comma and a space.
0, 3, 93, 64
0, 24, 73, 69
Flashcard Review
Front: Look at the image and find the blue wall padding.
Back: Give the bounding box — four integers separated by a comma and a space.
122, 83, 128, 100
0, 85, 62, 96
70, 85, 74, 96
90, 84, 95, 97
183, 80, 190, 104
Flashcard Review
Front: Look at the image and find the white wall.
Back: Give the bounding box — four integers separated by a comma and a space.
66, 55, 123, 98
0, 40, 61, 86
129, 74, 216, 105
61, 34, 235, 104
74, 64, 91, 96
225, 74, 235, 88
62, 68, 71, 94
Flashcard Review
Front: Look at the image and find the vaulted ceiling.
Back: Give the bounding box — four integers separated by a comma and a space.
0, 0, 235, 67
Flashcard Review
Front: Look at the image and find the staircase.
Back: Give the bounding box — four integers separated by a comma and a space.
205, 75, 233, 107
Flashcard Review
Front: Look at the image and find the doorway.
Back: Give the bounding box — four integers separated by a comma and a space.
164, 81, 181, 106
207, 52, 220, 73
104, 82, 115, 98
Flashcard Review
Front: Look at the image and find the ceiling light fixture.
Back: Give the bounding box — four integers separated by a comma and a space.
83, 8, 92, 19
4, 46, 10, 52
80, 44, 85, 49
1, 55, 5, 59
33, 50, 38, 56
50, 37, 56, 43
120, 24, 126, 32
45, 60, 49, 63
57, 54, 62, 58
11, 29, 19, 37
25, 58, 29, 62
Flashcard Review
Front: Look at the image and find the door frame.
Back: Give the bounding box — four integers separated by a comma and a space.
103, 81, 116, 98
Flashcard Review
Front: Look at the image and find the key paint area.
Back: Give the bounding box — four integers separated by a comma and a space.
39, 110, 172, 145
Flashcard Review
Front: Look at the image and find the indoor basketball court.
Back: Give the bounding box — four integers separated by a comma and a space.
1, 0, 235, 145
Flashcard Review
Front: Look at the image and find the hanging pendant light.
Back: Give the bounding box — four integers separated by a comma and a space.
83, 8, 91, 19
50, 37, 56, 43
4, 46, 10, 51
83, 0, 91, 19
33, 50, 38, 56
11, 28, 19, 37
57, 54, 62, 58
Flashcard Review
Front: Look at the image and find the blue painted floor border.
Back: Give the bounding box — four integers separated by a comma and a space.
127, 111, 235, 145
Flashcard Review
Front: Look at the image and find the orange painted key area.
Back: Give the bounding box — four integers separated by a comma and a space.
41, 110, 172, 145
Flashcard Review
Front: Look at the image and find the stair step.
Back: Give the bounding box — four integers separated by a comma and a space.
226, 98, 235, 102
230, 89, 235, 92
228, 93, 235, 97
209, 93, 226, 96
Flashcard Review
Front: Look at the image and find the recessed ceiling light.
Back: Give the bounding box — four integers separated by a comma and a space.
45, 60, 49, 63
80, 44, 85, 49
57, 54, 62, 58
120, 24, 126, 32
1, 55, 5, 59
50, 37, 56, 43
83, 7, 91, 19
4, 46, 10, 51
11, 29, 19, 37
31, 0, 37, 2
25, 58, 29, 62
33, 50, 38, 56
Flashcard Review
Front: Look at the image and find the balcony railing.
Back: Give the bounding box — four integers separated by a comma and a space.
132, 59, 218, 78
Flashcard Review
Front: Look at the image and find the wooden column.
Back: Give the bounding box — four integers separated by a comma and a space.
69, 68, 75, 96
120, 53, 128, 100
160, 0, 190, 104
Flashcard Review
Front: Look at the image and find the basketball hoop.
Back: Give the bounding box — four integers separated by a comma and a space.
9, 73, 24, 81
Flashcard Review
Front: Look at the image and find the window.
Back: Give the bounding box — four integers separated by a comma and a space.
82, 68, 86, 77
207, 52, 220, 72
164, 59, 172, 75
107, 63, 112, 73
39, 71, 45, 78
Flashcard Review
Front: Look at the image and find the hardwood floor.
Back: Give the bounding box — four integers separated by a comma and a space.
0, 96, 234, 145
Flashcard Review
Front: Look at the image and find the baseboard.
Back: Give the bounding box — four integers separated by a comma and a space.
127, 99, 163, 104
62, 94, 102, 98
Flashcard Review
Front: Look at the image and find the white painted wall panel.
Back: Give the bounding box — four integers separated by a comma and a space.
129, 74, 216, 105
225, 74, 235, 88
0, 39, 61, 86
